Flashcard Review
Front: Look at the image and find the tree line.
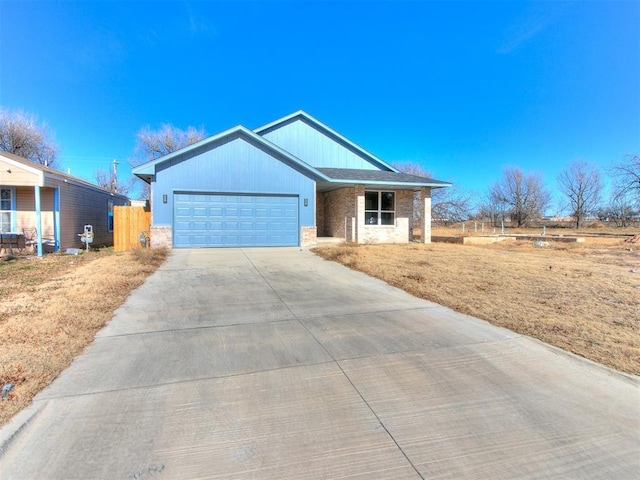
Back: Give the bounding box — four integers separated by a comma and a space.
393, 158, 639, 229
1, 107, 638, 229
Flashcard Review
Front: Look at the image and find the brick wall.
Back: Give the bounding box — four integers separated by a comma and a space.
323, 187, 356, 239
356, 188, 413, 244
300, 226, 317, 247
151, 225, 172, 248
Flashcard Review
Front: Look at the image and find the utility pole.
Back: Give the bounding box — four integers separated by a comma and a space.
111, 159, 119, 193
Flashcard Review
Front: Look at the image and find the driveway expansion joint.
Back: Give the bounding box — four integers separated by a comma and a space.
240, 248, 427, 479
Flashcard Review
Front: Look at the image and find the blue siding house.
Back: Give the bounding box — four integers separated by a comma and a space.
133, 111, 450, 248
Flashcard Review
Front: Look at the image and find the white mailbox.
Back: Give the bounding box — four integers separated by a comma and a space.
79, 225, 94, 250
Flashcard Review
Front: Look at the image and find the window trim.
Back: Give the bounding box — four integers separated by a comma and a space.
107, 201, 114, 232
364, 190, 395, 226
0, 187, 16, 233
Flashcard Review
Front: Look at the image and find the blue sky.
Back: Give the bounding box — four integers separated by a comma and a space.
1, 0, 638, 210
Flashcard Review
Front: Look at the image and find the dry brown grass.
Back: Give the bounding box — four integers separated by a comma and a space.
0, 248, 168, 426
314, 238, 640, 376
431, 224, 639, 238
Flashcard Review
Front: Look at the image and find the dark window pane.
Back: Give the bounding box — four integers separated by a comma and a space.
365, 212, 378, 225
365, 192, 378, 210
381, 192, 394, 211
381, 212, 395, 225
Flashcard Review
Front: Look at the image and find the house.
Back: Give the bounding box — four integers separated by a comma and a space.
0, 152, 129, 256
132, 111, 451, 248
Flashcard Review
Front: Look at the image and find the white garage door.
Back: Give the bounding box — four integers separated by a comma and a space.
174, 193, 299, 247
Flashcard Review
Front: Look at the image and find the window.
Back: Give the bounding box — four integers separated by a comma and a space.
365, 191, 395, 226
107, 201, 114, 232
0, 188, 14, 233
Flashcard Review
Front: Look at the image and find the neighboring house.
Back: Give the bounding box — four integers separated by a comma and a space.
0, 152, 129, 255
133, 111, 451, 248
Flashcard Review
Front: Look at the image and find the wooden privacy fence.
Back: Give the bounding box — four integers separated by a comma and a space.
114, 206, 151, 252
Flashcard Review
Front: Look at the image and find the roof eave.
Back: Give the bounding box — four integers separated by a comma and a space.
320, 178, 452, 189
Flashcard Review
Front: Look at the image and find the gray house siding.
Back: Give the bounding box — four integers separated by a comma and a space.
151, 134, 316, 230
15, 182, 126, 250
51, 178, 127, 249
260, 118, 383, 170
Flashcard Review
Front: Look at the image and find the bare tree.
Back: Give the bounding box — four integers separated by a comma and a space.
431, 187, 474, 225
557, 160, 602, 228
598, 196, 637, 227
477, 192, 507, 227
393, 162, 432, 177
0, 108, 59, 167
130, 124, 207, 167
610, 154, 640, 208
393, 162, 473, 225
129, 124, 207, 198
490, 167, 551, 227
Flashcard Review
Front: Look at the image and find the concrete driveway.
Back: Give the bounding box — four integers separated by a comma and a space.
0, 248, 638, 479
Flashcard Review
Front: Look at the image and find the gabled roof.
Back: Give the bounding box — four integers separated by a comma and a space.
132, 125, 330, 183
132, 113, 452, 191
254, 110, 400, 173
0, 151, 128, 197
317, 168, 451, 189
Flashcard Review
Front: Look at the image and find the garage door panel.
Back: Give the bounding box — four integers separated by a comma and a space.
174, 194, 299, 247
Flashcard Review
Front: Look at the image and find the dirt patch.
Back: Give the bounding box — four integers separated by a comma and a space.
0, 248, 168, 426
625, 234, 640, 244
314, 240, 640, 376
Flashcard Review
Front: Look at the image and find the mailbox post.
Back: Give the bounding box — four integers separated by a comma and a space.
79, 225, 94, 251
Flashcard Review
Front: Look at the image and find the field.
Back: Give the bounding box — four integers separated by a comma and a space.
314, 231, 640, 376
0, 248, 168, 426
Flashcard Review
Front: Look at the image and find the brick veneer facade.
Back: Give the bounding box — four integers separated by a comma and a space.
300, 226, 317, 247
317, 187, 356, 239
318, 186, 428, 244
151, 226, 172, 248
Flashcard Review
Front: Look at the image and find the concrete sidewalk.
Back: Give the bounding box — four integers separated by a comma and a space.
0, 248, 638, 479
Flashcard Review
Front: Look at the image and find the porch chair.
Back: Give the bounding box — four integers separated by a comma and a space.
22, 228, 37, 254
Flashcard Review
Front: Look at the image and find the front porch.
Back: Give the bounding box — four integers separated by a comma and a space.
1, 185, 60, 256
315, 185, 432, 245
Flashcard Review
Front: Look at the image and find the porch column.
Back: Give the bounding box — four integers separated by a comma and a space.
53, 188, 61, 252
355, 185, 365, 244
420, 187, 432, 244
34, 186, 43, 257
